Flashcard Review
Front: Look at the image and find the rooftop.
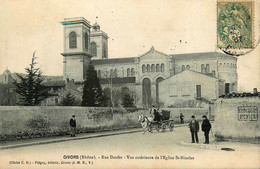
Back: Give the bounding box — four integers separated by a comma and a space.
61, 17, 91, 28
42, 80, 65, 87
92, 57, 135, 65
170, 52, 237, 60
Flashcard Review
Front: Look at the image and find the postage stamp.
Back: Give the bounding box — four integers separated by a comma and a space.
217, 0, 255, 54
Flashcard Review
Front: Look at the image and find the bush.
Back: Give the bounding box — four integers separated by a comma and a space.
27, 115, 49, 130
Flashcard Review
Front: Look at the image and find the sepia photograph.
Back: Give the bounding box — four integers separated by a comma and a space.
0, 0, 259, 168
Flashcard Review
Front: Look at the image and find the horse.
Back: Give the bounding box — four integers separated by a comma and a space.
138, 115, 153, 134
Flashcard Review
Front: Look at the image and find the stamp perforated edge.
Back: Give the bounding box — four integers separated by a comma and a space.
216, 0, 255, 50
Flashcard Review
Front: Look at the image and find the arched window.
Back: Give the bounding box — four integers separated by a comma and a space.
110, 69, 113, 77
84, 33, 89, 51
102, 43, 107, 58
142, 65, 146, 73
127, 68, 130, 77
151, 64, 155, 72
69, 32, 77, 49
147, 65, 151, 72
90, 42, 97, 57
201, 64, 205, 73
186, 65, 190, 70
131, 68, 135, 76
182, 65, 185, 71
156, 64, 160, 72
161, 63, 165, 72
97, 70, 101, 78
114, 69, 117, 77
206, 64, 210, 73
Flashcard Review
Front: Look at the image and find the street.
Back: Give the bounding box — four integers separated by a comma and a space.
0, 125, 259, 169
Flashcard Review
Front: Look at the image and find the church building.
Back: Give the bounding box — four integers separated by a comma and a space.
60, 17, 238, 108
0, 17, 238, 108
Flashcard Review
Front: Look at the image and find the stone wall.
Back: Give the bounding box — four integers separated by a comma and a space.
0, 106, 208, 140
161, 108, 209, 123
214, 98, 260, 143
0, 106, 145, 141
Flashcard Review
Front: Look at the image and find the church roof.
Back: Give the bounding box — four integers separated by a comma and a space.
91, 57, 135, 65
3, 69, 11, 74
162, 69, 219, 82
170, 52, 237, 61
138, 46, 169, 59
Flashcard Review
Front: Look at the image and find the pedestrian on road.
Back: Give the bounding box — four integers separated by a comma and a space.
70, 115, 76, 137
202, 115, 211, 144
189, 115, 199, 143
180, 113, 184, 124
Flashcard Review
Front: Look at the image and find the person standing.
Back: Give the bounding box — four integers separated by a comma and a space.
202, 115, 211, 144
180, 113, 184, 124
70, 115, 76, 137
189, 115, 199, 143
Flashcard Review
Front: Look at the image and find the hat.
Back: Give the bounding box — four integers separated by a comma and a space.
202, 115, 207, 118
72, 115, 75, 117
191, 115, 195, 118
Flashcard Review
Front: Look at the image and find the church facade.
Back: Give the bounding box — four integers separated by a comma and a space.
60, 17, 238, 108
0, 17, 238, 107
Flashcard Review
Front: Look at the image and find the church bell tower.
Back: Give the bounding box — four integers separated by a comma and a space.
61, 17, 92, 82
90, 22, 109, 60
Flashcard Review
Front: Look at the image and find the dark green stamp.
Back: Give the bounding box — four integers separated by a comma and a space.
217, 1, 254, 50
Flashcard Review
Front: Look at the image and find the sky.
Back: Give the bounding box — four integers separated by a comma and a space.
0, 0, 259, 92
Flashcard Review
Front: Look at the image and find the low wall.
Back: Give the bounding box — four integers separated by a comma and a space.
161, 108, 209, 123
214, 98, 260, 143
0, 107, 146, 140
0, 106, 209, 141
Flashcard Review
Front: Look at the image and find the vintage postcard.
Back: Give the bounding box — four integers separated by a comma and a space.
0, 0, 259, 169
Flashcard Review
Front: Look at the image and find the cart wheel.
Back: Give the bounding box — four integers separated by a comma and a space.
162, 123, 166, 132
156, 124, 161, 131
169, 122, 174, 132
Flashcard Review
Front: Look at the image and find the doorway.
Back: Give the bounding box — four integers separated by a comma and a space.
196, 85, 201, 98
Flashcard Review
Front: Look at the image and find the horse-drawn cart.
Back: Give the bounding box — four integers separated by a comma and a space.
149, 110, 174, 132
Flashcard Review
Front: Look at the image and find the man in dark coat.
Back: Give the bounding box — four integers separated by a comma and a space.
189, 115, 199, 143
180, 113, 184, 124
202, 115, 211, 144
153, 108, 161, 122
69, 115, 76, 137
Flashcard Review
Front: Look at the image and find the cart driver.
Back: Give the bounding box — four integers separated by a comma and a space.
153, 108, 162, 122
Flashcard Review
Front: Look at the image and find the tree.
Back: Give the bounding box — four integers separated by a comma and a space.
13, 52, 49, 106
82, 64, 106, 106
60, 92, 75, 106
122, 93, 134, 107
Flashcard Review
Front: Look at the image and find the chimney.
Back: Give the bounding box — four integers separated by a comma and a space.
253, 88, 257, 94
